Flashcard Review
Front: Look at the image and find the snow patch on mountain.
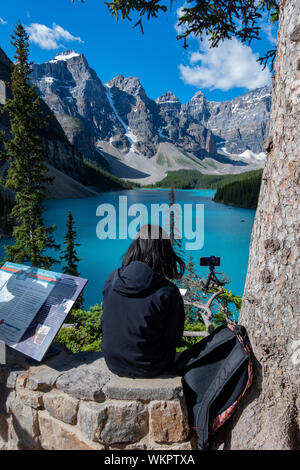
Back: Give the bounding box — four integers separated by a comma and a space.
238, 149, 265, 161
49, 51, 80, 63
221, 147, 231, 155
43, 76, 55, 84
104, 83, 139, 152
31, 50, 270, 178
221, 146, 265, 161
158, 100, 179, 104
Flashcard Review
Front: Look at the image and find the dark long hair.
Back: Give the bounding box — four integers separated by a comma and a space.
122, 224, 185, 279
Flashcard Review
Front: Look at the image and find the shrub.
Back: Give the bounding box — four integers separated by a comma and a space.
176, 321, 207, 352
55, 303, 103, 353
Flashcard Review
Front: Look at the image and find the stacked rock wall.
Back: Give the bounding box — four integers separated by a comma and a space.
0, 347, 196, 450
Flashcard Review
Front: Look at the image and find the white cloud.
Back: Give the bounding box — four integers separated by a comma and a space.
26, 23, 83, 50
0, 17, 7, 25
179, 35, 271, 91
174, 2, 189, 36
259, 11, 278, 45
261, 23, 277, 45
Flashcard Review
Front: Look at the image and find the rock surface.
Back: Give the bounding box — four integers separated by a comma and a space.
31, 51, 117, 165
0, 347, 196, 450
0, 46, 127, 236
184, 85, 272, 154
31, 50, 271, 181
149, 400, 190, 443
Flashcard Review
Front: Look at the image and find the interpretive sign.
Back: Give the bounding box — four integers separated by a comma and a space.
0, 262, 87, 361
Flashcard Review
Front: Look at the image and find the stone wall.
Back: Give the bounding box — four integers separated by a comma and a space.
0, 346, 197, 450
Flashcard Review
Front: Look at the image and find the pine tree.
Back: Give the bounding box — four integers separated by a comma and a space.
182, 252, 214, 323
168, 187, 185, 261
61, 211, 83, 309
186, 252, 197, 286
0, 191, 13, 238
61, 212, 81, 277
0, 22, 59, 269
168, 187, 175, 247
180, 252, 197, 323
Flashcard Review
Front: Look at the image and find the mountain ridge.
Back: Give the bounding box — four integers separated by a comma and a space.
31, 49, 271, 184
0, 46, 134, 236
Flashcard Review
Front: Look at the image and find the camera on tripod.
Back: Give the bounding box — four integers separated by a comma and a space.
200, 256, 220, 267
199, 255, 224, 293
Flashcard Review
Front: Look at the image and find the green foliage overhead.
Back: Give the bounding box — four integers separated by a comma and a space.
104, 0, 279, 69
73, 1, 278, 69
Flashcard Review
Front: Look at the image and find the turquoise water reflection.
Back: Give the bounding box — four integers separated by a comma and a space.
0, 189, 255, 309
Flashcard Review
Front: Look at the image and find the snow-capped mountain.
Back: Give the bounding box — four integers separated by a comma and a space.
0, 46, 127, 206
31, 50, 272, 183
192, 85, 272, 154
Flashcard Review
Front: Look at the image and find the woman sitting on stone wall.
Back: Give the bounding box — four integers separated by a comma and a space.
101, 224, 185, 378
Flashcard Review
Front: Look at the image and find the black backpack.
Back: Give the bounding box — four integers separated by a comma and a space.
172, 323, 253, 450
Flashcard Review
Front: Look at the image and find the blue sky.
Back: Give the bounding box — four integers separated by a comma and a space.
0, 0, 277, 103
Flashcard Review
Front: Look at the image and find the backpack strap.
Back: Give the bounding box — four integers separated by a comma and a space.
211, 353, 253, 432
194, 340, 249, 449
172, 325, 236, 374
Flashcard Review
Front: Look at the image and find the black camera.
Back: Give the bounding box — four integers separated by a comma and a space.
200, 256, 220, 267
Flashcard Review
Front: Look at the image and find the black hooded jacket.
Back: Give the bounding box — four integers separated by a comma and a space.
101, 261, 185, 378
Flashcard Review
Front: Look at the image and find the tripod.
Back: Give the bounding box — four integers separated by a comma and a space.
183, 264, 232, 337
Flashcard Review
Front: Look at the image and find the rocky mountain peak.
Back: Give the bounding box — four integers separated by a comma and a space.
107, 75, 144, 98
156, 91, 181, 105
49, 50, 81, 63
30, 45, 271, 176
31, 49, 117, 166
0, 47, 12, 70
189, 90, 205, 102
106, 74, 125, 87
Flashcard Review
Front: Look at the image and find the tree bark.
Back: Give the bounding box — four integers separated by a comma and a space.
214, 0, 300, 450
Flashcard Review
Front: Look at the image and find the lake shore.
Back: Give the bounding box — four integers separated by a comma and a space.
0, 189, 255, 309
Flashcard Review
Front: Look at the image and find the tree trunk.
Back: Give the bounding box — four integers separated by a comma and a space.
214, 0, 300, 450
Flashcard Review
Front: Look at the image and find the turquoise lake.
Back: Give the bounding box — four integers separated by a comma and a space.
0, 189, 255, 309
